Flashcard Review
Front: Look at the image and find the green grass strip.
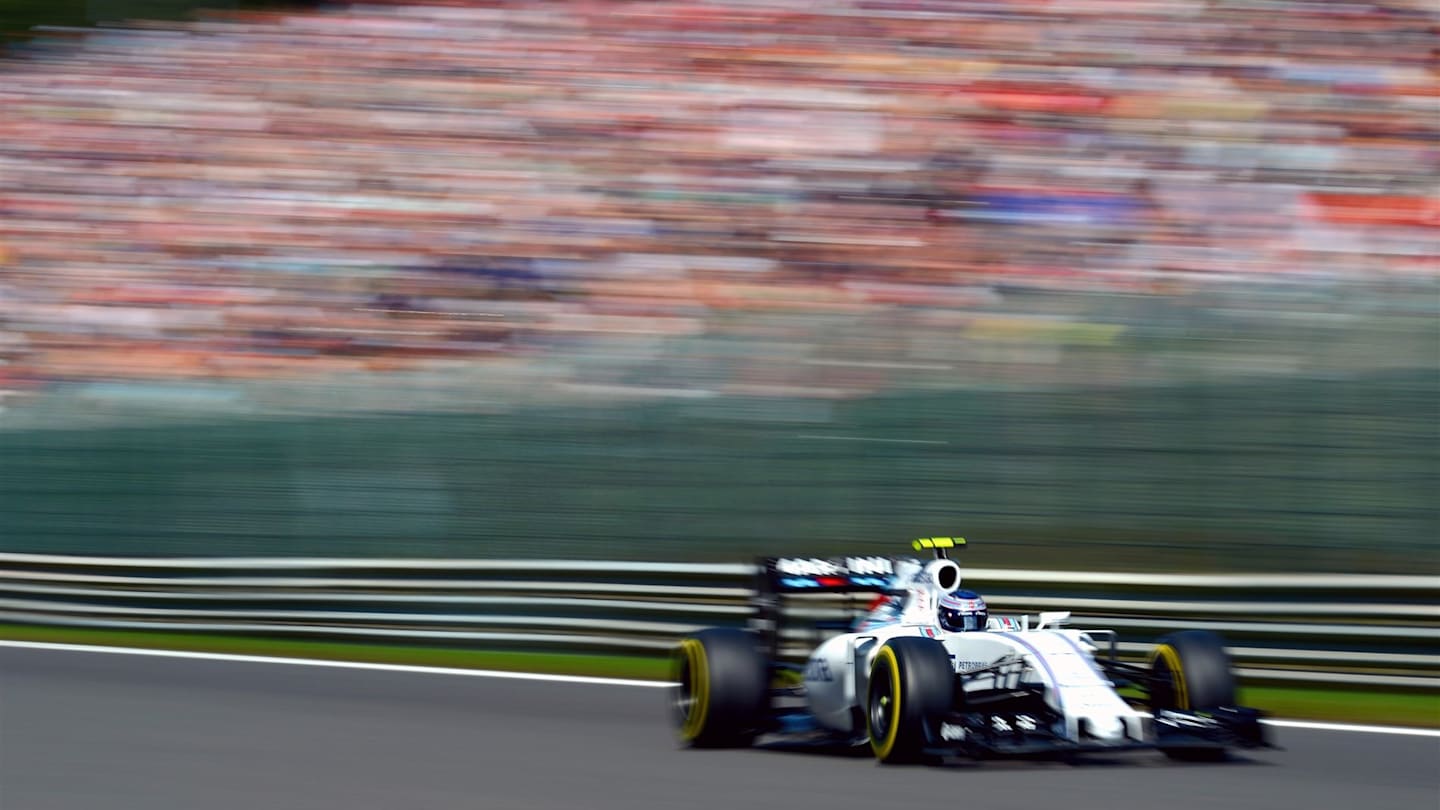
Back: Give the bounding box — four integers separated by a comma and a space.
2, 623, 1434, 728
0, 623, 670, 681
1238, 684, 1438, 729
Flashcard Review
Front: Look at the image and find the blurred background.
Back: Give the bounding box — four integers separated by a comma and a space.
0, 0, 1435, 572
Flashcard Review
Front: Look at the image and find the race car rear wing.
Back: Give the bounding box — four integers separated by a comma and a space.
749, 540, 967, 662
748, 554, 902, 663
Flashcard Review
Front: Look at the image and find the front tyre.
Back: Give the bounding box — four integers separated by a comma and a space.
672, 628, 768, 748
1150, 630, 1237, 713
1150, 630, 1238, 761
866, 636, 953, 764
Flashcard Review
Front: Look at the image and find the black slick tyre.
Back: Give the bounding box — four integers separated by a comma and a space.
866, 636, 953, 764
1149, 630, 1238, 761
1150, 630, 1237, 712
672, 628, 768, 748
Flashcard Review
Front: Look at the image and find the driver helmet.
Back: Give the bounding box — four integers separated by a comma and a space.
938, 589, 988, 632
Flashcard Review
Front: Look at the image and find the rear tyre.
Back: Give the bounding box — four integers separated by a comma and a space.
866, 637, 953, 764
1150, 630, 1237, 761
672, 628, 769, 748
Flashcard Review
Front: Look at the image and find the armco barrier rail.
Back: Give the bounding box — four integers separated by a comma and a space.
0, 554, 1435, 688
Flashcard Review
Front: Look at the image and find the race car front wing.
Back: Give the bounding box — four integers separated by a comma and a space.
922, 705, 1269, 758
1152, 706, 1270, 750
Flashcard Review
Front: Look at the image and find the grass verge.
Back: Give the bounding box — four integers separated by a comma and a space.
1237, 684, 1437, 729
0, 624, 670, 681
2, 623, 1434, 729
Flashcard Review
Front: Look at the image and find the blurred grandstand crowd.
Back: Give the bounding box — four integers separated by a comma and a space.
0, 0, 1435, 408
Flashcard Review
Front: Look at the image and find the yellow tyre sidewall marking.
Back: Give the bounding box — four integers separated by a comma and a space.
678, 639, 710, 741
1150, 644, 1189, 710
869, 645, 902, 760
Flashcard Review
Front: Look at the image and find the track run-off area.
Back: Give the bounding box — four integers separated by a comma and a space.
1, 642, 1435, 810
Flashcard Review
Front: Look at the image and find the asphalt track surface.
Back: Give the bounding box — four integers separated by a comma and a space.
1, 647, 1436, 810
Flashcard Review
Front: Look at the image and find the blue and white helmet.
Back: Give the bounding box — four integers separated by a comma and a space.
938, 589, 988, 632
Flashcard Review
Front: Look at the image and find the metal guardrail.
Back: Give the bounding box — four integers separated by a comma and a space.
0, 555, 1435, 688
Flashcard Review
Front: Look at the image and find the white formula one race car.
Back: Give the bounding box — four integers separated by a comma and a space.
671, 538, 1269, 764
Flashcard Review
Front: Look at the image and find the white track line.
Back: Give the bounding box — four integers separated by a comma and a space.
1260, 719, 1440, 738
0, 640, 668, 688
2, 640, 1436, 738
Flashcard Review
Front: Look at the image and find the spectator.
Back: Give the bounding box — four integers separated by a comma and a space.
0, 0, 1433, 395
